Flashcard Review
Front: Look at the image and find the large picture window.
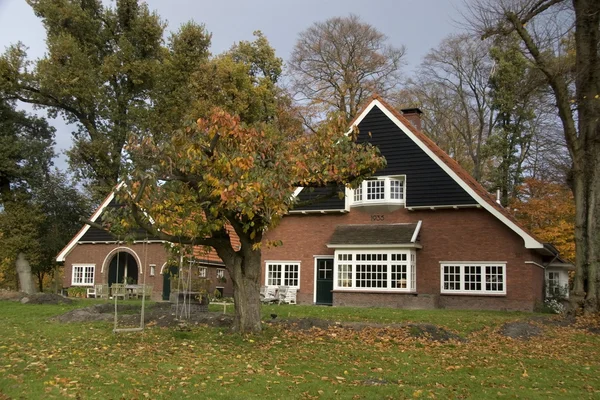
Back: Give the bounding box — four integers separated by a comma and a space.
352, 177, 405, 206
333, 250, 416, 292
440, 263, 506, 295
266, 262, 300, 288
71, 264, 95, 286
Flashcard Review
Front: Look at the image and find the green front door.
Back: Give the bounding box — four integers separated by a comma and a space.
315, 258, 334, 305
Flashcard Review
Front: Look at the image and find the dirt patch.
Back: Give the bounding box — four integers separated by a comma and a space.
405, 323, 464, 342
21, 293, 74, 305
53, 302, 234, 328
499, 321, 543, 339
0, 290, 23, 301
0, 290, 73, 305
266, 317, 463, 342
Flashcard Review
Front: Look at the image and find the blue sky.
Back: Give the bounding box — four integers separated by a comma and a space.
0, 0, 466, 171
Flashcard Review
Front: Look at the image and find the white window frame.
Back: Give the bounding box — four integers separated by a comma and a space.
199, 266, 207, 278
150, 264, 156, 276
440, 262, 506, 295
351, 176, 405, 206
545, 269, 569, 298
265, 262, 300, 288
71, 264, 95, 286
216, 269, 225, 279
333, 250, 416, 292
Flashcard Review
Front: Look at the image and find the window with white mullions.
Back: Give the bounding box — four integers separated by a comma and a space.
353, 184, 362, 202
440, 263, 506, 295
266, 262, 300, 288
366, 180, 385, 200
464, 265, 482, 291
333, 250, 416, 292
390, 179, 404, 200
485, 265, 504, 292
546, 271, 562, 297
443, 265, 461, 291
351, 176, 405, 205
71, 264, 95, 286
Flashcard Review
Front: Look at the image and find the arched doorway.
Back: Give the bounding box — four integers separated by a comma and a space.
108, 252, 139, 286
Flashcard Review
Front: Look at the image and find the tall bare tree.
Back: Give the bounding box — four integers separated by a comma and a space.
408, 34, 496, 181
468, 0, 600, 311
288, 14, 405, 125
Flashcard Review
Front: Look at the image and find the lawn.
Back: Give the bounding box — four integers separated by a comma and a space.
1, 300, 599, 399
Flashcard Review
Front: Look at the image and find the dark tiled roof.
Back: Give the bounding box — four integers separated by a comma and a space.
328, 224, 418, 246
293, 186, 346, 211
350, 95, 542, 246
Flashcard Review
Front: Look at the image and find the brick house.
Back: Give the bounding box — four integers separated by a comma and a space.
56, 191, 235, 300
260, 96, 572, 311
58, 95, 572, 310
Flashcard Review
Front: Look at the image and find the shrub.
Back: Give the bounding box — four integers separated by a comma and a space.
67, 286, 87, 298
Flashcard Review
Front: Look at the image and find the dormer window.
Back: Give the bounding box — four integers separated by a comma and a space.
352, 177, 405, 206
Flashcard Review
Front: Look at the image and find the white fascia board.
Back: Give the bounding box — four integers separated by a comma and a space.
288, 209, 347, 214
407, 204, 481, 210
292, 187, 303, 197
525, 261, 546, 270
411, 220, 422, 243
56, 184, 123, 262
327, 243, 423, 249
353, 99, 543, 249
547, 262, 575, 270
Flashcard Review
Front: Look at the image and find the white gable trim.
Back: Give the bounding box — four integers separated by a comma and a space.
352, 99, 543, 249
56, 183, 123, 262
411, 220, 422, 243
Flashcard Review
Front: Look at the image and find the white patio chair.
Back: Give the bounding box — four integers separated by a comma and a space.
277, 286, 289, 304
86, 287, 96, 298
260, 286, 278, 304
283, 288, 297, 305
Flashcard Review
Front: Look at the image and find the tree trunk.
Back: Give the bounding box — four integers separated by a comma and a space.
228, 248, 263, 333
15, 252, 36, 294
36, 272, 44, 293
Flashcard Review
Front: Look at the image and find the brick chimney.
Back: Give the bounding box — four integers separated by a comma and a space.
401, 108, 423, 131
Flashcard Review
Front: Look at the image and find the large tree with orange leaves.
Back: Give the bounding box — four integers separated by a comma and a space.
118, 108, 384, 333
510, 178, 575, 262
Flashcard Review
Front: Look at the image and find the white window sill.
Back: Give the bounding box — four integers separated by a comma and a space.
441, 291, 506, 297
333, 289, 417, 294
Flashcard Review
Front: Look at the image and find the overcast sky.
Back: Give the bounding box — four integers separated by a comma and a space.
0, 0, 467, 171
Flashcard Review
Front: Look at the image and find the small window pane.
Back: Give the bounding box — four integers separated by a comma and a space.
338, 264, 352, 287
485, 265, 504, 292
366, 180, 385, 200
443, 265, 461, 291
390, 179, 404, 200
354, 185, 362, 202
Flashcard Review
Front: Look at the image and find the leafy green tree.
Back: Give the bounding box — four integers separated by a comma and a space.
0, 0, 211, 200
32, 172, 90, 291
0, 198, 45, 291
487, 34, 541, 206
0, 99, 55, 204
0, 99, 89, 291
0, 99, 54, 291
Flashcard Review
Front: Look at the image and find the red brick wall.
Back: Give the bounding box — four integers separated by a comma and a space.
62, 243, 233, 300
262, 206, 544, 311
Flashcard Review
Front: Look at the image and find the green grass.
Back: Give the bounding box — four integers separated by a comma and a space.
1, 300, 599, 399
